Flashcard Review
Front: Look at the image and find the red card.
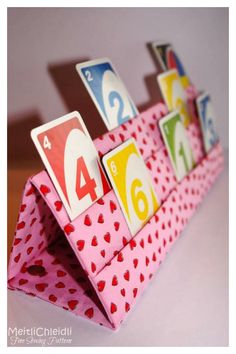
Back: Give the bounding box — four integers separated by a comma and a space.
31, 111, 110, 220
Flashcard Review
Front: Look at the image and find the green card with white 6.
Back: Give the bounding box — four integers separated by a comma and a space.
159, 111, 195, 182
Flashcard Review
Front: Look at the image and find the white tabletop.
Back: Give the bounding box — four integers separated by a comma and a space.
8, 155, 228, 347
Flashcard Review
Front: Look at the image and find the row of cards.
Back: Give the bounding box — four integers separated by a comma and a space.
31, 41, 219, 236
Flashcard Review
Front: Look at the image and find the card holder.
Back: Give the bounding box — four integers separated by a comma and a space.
8, 91, 224, 330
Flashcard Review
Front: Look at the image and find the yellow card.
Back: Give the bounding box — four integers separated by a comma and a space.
102, 138, 159, 236
158, 69, 191, 127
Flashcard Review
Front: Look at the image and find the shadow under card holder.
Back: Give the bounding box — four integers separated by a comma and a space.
8, 87, 224, 330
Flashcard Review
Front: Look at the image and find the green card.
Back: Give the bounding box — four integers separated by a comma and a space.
159, 111, 195, 181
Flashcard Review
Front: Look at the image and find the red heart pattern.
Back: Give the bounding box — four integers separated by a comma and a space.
8, 98, 224, 330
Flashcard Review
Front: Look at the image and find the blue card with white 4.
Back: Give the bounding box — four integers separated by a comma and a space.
76, 58, 138, 130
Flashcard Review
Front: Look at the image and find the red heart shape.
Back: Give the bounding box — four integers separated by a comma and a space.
120, 288, 126, 297
76, 240, 85, 251
68, 300, 78, 310
140, 239, 144, 248
117, 252, 124, 262
104, 232, 111, 243
125, 302, 130, 312
97, 198, 105, 205
64, 223, 75, 235
140, 273, 145, 283
130, 239, 136, 250
110, 302, 117, 314
69, 288, 77, 294
133, 288, 138, 298
20, 204, 26, 212
91, 236, 98, 246
124, 270, 130, 281
145, 256, 150, 266
19, 279, 28, 286
25, 234, 32, 243
17, 221, 25, 230
148, 235, 152, 244
109, 134, 116, 142
97, 214, 104, 224
112, 275, 118, 286
122, 237, 128, 246
49, 294, 57, 302
133, 258, 138, 268
35, 283, 48, 292
26, 185, 36, 196
30, 218, 37, 227
27, 247, 33, 255
84, 214, 92, 226
14, 238, 22, 246
152, 252, 157, 262
110, 200, 117, 213
85, 307, 94, 319
55, 282, 65, 288
40, 184, 51, 196
91, 262, 96, 273
114, 222, 120, 231
100, 250, 105, 258
97, 280, 106, 292
54, 201, 62, 211
57, 270, 67, 277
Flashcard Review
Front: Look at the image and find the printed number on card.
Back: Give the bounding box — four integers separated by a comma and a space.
31, 111, 110, 220
76, 58, 138, 130
196, 93, 218, 153
103, 138, 159, 235
158, 69, 191, 127
159, 111, 195, 181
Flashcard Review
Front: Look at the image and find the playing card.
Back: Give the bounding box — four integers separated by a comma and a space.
196, 93, 219, 153
158, 69, 191, 127
102, 138, 159, 236
159, 111, 195, 182
31, 111, 110, 220
151, 41, 190, 88
76, 58, 138, 131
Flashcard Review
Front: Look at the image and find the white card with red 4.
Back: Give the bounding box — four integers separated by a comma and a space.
102, 138, 159, 236
31, 111, 110, 220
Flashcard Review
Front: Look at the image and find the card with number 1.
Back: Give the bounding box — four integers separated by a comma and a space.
159, 111, 195, 182
103, 138, 159, 236
76, 58, 138, 131
31, 111, 110, 221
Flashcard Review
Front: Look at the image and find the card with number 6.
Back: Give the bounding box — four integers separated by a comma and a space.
102, 138, 159, 236
159, 111, 195, 182
196, 93, 219, 153
158, 69, 191, 127
31, 111, 110, 221
76, 58, 138, 131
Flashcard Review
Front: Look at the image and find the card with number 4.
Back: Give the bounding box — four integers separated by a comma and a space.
159, 111, 195, 182
102, 138, 159, 236
196, 93, 219, 153
76, 58, 138, 131
31, 111, 110, 221
158, 69, 191, 127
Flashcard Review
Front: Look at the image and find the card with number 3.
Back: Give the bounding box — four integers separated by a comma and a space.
103, 138, 159, 236
76, 58, 138, 131
31, 111, 110, 221
158, 69, 191, 127
159, 111, 195, 182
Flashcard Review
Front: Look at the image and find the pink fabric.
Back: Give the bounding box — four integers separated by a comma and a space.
8, 97, 224, 330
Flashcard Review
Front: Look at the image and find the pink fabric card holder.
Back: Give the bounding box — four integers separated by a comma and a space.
8, 89, 224, 330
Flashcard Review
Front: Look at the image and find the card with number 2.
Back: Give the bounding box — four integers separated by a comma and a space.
31, 111, 110, 221
76, 58, 138, 131
102, 138, 159, 236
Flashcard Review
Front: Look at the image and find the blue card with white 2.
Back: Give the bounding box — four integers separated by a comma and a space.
196, 93, 219, 153
76, 58, 138, 130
